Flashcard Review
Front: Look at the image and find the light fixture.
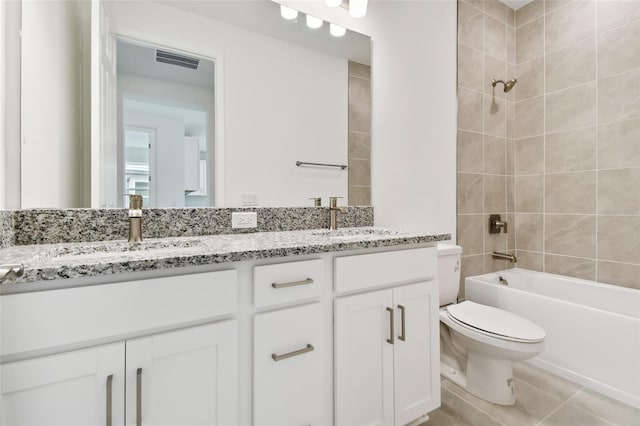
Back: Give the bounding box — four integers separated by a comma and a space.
280, 5, 298, 20
325, 0, 342, 7
349, 0, 368, 18
306, 14, 323, 29
330, 23, 346, 37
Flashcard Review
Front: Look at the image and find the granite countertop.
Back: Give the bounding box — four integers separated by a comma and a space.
0, 227, 450, 284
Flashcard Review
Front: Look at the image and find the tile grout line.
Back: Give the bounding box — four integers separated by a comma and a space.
594, 0, 600, 282
534, 386, 585, 426
541, 0, 546, 273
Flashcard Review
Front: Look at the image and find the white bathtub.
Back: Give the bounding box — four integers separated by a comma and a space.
465, 268, 640, 408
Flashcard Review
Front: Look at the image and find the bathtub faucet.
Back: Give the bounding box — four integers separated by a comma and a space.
492, 251, 517, 263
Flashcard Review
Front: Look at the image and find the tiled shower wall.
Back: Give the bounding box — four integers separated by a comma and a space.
457, 0, 517, 296
348, 61, 372, 206
457, 0, 639, 290
512, 0, 640, 288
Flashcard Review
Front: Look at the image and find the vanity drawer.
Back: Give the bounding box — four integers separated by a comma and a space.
1, 270, 238, 358
254, 259, 324, 307
334, 247, 436, 293
254, 303, 325, 426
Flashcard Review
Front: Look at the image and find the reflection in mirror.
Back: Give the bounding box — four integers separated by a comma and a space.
18, 0, 371, 209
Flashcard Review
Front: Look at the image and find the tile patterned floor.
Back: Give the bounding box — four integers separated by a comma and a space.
421, 361, 640, 426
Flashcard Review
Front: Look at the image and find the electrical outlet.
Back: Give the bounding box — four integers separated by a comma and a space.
232, 212, 257, 228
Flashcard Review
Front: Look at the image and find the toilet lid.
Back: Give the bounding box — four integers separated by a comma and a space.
447, 301, 545, 342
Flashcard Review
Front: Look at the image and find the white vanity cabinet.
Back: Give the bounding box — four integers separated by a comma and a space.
0, 270, 239, 426
334, 248, 440, 426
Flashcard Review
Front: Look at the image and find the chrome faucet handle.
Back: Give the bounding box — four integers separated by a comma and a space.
309, 197, 322, 207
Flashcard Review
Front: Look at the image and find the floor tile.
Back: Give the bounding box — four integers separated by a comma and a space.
567, 388, 640, 426
539, 403, 615, 426
513, 361, 582, 401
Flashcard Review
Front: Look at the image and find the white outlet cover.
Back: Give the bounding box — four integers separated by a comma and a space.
232, 212, 257, 228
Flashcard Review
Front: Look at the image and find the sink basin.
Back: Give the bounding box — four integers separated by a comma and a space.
41, 239, 205, 259
311, 228, 402, 239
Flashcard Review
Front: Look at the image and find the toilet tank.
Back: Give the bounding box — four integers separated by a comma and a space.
437, 244, 462, 306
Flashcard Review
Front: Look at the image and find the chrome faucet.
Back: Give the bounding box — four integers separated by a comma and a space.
128, 194, 143, 243
329, 196, 345, 230
492, 251, 517, 263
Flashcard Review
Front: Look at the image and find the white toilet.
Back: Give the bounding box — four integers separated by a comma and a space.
437, 244, 545, 405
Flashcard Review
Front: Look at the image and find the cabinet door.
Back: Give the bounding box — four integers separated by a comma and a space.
125, 321, 238, 426
0, 343, 125, 426
254, 303, 325, 426
335, 290, 394, 426
393, 281, 440, 425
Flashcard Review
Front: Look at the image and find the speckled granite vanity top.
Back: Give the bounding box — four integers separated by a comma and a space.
1, 227, 450, 283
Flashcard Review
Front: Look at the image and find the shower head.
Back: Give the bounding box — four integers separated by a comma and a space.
491, 78, 518, 93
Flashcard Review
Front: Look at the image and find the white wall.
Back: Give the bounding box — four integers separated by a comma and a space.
278, 0, 457, 238
20, 0, 88, 208
109, 1, 349, 207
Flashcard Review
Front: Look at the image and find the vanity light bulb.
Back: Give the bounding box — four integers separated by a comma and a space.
330, 23, 346, 37
325, 0, 342, 7
349, 0, 368, 18
280, 5, 298, 20
306, 14, 323, 29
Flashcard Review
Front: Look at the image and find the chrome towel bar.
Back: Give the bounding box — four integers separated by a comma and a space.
296, 161, 347, 170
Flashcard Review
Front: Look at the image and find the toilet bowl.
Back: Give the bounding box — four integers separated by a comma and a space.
437, 245, 545, 405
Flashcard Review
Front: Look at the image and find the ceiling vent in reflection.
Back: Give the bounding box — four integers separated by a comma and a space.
155, 50, 200, 70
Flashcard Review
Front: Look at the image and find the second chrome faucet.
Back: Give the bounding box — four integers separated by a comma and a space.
329, 196, 345, 230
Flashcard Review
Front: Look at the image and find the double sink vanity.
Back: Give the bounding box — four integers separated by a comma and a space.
0, 208, 450, 426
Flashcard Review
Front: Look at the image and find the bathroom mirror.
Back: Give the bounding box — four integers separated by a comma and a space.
19, 0, 371, 208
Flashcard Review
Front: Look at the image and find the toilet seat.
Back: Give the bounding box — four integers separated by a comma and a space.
446, 301, 545, 343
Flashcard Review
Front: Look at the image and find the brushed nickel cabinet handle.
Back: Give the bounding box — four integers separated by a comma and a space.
271, 278, 314, 289
136, 368, 142, 426
106, 374, 113, 426
271, 344, 314, 361
398, 305, 406, 342
386, 307, 394, 345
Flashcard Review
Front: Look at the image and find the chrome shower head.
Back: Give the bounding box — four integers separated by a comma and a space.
491, 78, 518, 93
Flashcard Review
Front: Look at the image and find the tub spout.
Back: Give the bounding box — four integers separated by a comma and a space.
492, 251, 517, 263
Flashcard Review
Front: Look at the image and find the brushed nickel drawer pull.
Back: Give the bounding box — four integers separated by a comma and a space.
398, 305, 406, 342
386, 307, 394, 345
272, 344, 314, 361
106, 374, 113, 426
136, 368, 142, 426
271, 278, 314, 289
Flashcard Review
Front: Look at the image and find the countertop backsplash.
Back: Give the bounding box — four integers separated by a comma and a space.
1, 206, 374, 246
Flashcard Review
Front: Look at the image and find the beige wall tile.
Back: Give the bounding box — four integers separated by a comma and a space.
485, 0, 507, 24
598, 216, 640, 264
515, 96, 544, 138
597, 0, 640, 33
544, 254, 596, 281
458, 130, 484, 173
545, 127, 596, 172
507, 27, 516, 65
515, 213, 543, 251
544, 0, 572, 14
545, 82, 596, 133
545, 1, 595, 53
598, 68, 640, 124
458, 44, 484, 91
485, 16, 507, 61
348, 186, 371, 206
515, 175, 544, 212
459, 1, 485, 51
545, 171, 596, 214
506, 212, 516, 248
458, 173, 484, 214
348, 102, 371, 133
545, 37, 596, 93
516, 57, 544, 101
597, 261, 640, 289
485, 95, 507, 137
516, 250, 544, 271
506, 175, 515, 212
598, 168, 640, 215
349, 75, 371, 107
348, 61, 371, 79
484, 174, 506, 212
507, 6, 515, 28
485, 253, 513, 272
545, 214, 596, 258
458, 88, 484, 132
598, 118, 640, 169
484, 135, 506, 174
458, 214, 484, 255
348, 131, 370, 160
506, 101, 516, 138
516, 17, 544, 64
598, 20, 640, 78
348, 159, 370, 186
516, 0, 543, 28
506, 139, 515, 175
460, 254, 485, 297
485, 55, 507, 98
514, 136, 544, 175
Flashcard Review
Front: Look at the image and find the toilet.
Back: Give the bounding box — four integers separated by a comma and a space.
437, 244, 545, 405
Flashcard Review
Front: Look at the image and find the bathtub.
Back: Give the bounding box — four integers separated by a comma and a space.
465, 268, 640, 408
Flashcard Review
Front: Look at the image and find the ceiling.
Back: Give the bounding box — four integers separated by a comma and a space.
499, 0, 535, 10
